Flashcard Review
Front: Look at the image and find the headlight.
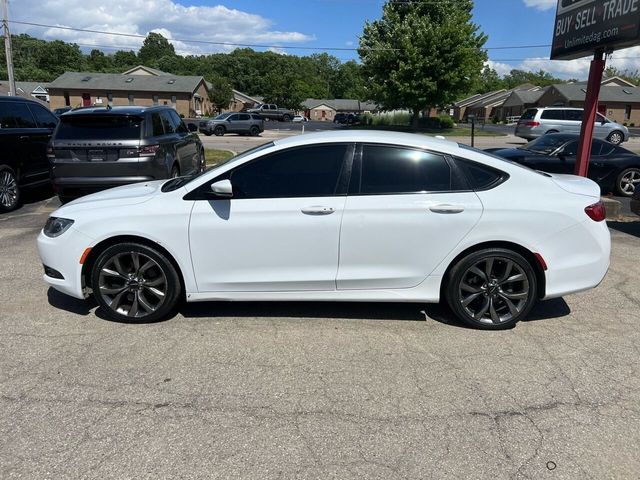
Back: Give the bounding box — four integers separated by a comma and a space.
43, 217, 74, 238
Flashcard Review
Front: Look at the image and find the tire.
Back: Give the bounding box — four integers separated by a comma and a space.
171, 165, 180, 178
616, 167, 640, 196
249, 126, 260, 136
91, 242, 182, 323
607, 130, 624, 145
282, 115, 291, 122
214, 126, 225, 136
444, 248, 538, 330
0, 165, 20, 213
203, 131, 212, 137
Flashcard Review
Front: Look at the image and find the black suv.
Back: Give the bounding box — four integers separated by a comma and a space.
0, 96, 58, 212
49, 106, 204, 202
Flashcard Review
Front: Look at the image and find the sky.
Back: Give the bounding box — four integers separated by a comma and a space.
7, 0, 640, 81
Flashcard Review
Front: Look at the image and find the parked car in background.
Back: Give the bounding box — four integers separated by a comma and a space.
486, 133, 640, 196
38, 131, 609, 330
48, 105, 204, 203
0, 96, 58, 212
515, 107, 629, 145
245, 104, 294, 122
53, 106, 72, 117
333, 113, 350, 124
292, 115, 308, 123
631, 184, 640, 217
199, 113, 264, 136
334, 113, 360, 125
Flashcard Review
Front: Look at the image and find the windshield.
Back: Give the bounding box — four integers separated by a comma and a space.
521, 135, 568, 154
162, 142, 275, 192
214, 113, 232, 120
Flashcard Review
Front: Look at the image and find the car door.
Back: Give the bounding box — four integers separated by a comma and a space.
564, 109, 583, 135
593, 113, 609, 139
336, 144, 483, 290
188, 143, 353, 292
237, 113, 251, 133
26, 103, 58, 185
226, 113, 241, 133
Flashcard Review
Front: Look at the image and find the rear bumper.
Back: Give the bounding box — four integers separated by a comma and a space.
53, 176, 154, 199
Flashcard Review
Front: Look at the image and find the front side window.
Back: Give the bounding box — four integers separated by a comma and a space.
0, 102, 37, 128
229, 144, 349, 198
228, 114, 240, 122
359, 145, 452, 194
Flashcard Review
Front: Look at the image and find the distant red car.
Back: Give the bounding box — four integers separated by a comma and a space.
631, 184, 640, 216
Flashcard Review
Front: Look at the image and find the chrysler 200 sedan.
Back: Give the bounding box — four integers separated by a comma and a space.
37, 131, 610, 329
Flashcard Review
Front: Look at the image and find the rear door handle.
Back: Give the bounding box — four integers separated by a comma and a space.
301, 206, 335, 215
429, 204, 465, 214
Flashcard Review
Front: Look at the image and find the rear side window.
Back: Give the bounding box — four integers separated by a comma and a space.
56, 115, 142, 140
160, 111, 176, 134
168, 110, 188, 133
565, 110, 583, 121
455, 158, 506, 190
150, 113, 164, 136
0, 102, 37, 128
239, 114, 250, 121
229, 144, 348, 198
28, 105, 58, 128
541, 109, 564, 120
359, 145, 451, 194
520, 109, 538, 121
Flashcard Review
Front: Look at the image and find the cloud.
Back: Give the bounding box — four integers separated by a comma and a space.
522, 0, 557, 11
9, 0, 315, 55
485, 60, 513, 77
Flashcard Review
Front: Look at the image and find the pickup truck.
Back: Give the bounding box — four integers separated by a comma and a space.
246, 104, 294, 122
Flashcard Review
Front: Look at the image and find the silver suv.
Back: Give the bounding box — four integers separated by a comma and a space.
515, 107, 629, 145
199, 112, 264, 136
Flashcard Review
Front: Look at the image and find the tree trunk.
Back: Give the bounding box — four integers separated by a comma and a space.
412, 107, 420, 129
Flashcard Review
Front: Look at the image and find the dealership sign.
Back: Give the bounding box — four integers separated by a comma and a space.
551, 0, 640, 60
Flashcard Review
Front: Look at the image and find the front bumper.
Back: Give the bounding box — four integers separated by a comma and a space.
37, 227, 96, 299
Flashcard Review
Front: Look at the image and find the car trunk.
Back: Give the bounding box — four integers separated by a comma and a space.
51, 114, 144, 178
547, 173, 601, 198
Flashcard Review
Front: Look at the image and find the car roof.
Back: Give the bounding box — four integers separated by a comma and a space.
62, 105, 173, 117
0, 95, 46, 105
272, 130, 458, 152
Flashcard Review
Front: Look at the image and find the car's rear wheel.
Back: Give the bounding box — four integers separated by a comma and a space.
445, 248, 538, 329
214, 126, 225, 136
608, 130, 624, 145
250, 125, 260, 136
0, 165, 20, 213
203, 131, 212, 136
283, 115, 291, 122
616, 167, 640, 196
91, 243, 182, 323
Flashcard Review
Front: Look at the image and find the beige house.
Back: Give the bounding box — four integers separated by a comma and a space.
48, 66, 212, 117
302, 98, 378, 121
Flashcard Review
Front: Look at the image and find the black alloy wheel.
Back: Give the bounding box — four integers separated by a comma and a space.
214, 126, 225, 136
91, 243, 181, 322
250, 126, 260, 136
445, 248, 538, 329
0, 165, 20, 213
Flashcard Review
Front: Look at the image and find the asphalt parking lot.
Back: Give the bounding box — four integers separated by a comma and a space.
1, 137, 640, 478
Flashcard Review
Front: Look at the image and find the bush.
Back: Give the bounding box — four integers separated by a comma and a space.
418, 115, 454, 129
630, 123, 636, 127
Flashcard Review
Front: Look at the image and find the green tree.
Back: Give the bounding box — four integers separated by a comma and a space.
358, 0, 487, 127
112, 50, 139, 70
36, 40, 86, 79
604, 66, 639, 86
502, 69, 561, 89
476, 66, 504, 93
87, 49, 114, 72
207, 75, 234, 113
138, 32, 176, 66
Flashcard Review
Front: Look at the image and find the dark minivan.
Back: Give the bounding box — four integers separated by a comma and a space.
49, 105, 204, 202
0, 96, 58, 212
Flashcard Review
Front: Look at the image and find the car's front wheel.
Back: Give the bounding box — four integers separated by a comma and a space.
91, 243, 182, 322
214, 126, 225, 136
608, 130, 624, 145
250, 125, 260, 136
445, 248, 538, 329
0, 165, 20, 213
616, 167, 640, 196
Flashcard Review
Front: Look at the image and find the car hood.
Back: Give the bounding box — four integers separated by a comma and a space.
52, 180, 166, 216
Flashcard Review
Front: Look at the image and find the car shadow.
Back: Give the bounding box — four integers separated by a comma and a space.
608, 221, 640, 239
47, 287, 96, 316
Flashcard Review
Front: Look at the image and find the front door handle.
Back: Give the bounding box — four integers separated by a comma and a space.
429, 204, 465, 214
301, 206, 335, 215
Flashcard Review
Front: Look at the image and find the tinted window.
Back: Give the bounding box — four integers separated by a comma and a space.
455, 158, 505, 190
169, 110, 188, 133
239, 113, 250, 121
541, 109, 564, 120
565, 110, 583, 121
228, 114, 240, 121
56, 115, 142, 140
150, 113, 164, 136
561, 139, 609, 156
598, 140, 615, 156
251, 114, 262, 120
360, 145, 451, 194
0, 102, 37, 128
562, 141, 579, 156
229, 144, 348, 198
523, 135, 571, 153
160, 111, 176, 134
520, 109, 538, 120
29, 105, 58, 128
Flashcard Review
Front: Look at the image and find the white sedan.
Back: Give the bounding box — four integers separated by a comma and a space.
37, 131, 610, 329
292, 115, 308, 122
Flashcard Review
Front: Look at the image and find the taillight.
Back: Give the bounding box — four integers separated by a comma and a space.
523, 121, 540, 127
585, 201, 606, 222
139, 145, 160, 156
46, 146, 55, 161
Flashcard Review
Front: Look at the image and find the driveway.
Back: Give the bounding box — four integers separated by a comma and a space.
1, 186, 639, 478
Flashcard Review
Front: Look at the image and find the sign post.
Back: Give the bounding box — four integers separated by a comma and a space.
550, 0, 640, 177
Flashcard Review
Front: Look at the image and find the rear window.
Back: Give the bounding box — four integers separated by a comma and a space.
520, 109, 538, 121
541, 109, 564, 120
56, 115, 143, 140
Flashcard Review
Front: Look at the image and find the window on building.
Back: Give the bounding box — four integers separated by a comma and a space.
171, 95, 177, 106
625, 105, 632, 121
107, 93, 113, 107
128, 94, 134, 106
152, 95, 159, 106
63, 92, 70, 107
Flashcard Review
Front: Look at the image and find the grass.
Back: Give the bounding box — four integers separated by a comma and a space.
205, 148, 235, 167
349, 124, 503, 137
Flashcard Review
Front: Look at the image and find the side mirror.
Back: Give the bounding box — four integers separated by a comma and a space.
210, 179, 233, 197
187, 123, 197, 132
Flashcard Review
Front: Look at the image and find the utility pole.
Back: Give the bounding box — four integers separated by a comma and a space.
2, 0, 16, 96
